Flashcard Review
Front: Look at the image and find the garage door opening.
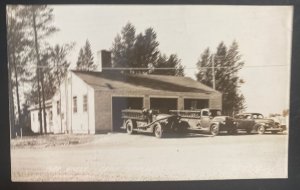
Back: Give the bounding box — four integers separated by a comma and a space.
112, 97, 143, 131
150, 98, 177, 114
184, 99, 209, 110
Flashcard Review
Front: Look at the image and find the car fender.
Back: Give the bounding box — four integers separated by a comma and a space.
210, 121, 220, 128
253, 123, 264, 130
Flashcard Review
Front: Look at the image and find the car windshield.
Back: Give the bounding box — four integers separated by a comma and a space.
210, 110, 222, 117
235, 114, 250, 119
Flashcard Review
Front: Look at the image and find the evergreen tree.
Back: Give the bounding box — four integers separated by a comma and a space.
133, 28, 159, 70
76, 48, 84, 70
22, 5, 58, 134
111, 22, 184, 75
151, 54, 184, 76
7, 6, 31, 137
76, 40, 96, 71
196, 41, 246, 115
196, 48, 212, 85
111, 22, 136, 68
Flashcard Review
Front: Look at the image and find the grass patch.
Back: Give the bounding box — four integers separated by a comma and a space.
11, 134, 95, 149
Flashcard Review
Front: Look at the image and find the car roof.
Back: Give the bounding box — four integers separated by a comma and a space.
237, 113, 263, 115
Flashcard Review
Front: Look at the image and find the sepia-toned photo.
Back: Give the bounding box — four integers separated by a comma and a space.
8, 5, 292, 181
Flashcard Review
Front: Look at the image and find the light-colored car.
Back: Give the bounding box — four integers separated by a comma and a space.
170, 108, 236, 136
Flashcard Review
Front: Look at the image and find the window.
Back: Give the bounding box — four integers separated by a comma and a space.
57, 101, 60, 114
83, 95, 88, 112
184, 99, 209, 110
49, 111, 53, 121
202, 110, 209, 116
73, 96, 77, 113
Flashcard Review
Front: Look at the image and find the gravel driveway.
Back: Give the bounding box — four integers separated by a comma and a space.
11, 132, 288, 181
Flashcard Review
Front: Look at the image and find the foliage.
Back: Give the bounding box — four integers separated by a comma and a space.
196, 41, 246, 115
76, 40, 96, 71
7, 6, 32, 136
50, 43, 74, 83
111, 22, 184, 76
151, 54, 184, 76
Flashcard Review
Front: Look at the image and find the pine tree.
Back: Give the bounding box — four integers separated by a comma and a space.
111, 22, 184, 75
7, 6, 31, 137
196, 48, 212, 86
151, 54, 184, 76
133, 28, 159, 70
76, 40, 96, 71
196, 41, 246, 115
76, 48, 84, 70
111, 22, 136, 68
23, 5, 58, 134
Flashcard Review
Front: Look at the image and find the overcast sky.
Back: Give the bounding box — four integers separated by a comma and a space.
47, 5, 293, 116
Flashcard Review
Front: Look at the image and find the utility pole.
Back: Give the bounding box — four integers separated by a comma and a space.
32, 8, 43, 134
211, 55, 216, 90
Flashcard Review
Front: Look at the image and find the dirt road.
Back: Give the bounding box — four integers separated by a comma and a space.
11, 132, 288, 181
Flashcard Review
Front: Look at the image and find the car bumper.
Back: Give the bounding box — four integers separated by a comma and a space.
266, 127, 282, 131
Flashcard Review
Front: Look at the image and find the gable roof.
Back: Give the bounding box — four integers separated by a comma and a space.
71, 70, 221, 94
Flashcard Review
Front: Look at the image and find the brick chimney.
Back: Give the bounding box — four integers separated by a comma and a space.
97, 50, 112, 72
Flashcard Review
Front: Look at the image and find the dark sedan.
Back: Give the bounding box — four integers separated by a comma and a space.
234, 113, 283, 134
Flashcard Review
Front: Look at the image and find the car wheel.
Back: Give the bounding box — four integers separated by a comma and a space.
126, 120, 135, 135
154, 123, 164, 138
257, 125, 265, 135
210, 124, 219, 136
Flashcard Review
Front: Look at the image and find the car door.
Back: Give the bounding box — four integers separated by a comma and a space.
235, 114, 255, 130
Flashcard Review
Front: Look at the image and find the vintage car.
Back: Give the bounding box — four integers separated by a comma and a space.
269, 114, 288, 131
234, 113, 283, 134
169, 108, 236, 136
121, 109, 182, 138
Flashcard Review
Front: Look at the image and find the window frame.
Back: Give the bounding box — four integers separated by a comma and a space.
83, 94, 88, 112
73, 96, 77, 113
57, 100, 60, 115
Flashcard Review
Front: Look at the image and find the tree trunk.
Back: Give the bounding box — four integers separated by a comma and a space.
41, 71, 47, 133
8, 61, 16, 138
12, 51, 22, 136
32, 9, 43, 134
59, 81, 63, 133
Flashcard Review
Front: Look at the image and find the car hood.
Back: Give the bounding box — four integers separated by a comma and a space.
155, 114, 173, 120
213, 116, 234, 122
255, 118, 274, 124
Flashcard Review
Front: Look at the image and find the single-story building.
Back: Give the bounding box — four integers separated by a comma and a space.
30, 51, 222, 134
28, 99, 53, 133
51, 72, 222, 134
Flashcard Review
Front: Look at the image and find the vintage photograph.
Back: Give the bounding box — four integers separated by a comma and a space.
8, 5, 292, 181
